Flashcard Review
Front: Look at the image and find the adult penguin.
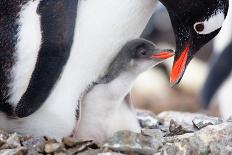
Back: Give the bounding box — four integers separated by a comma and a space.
201, 0, 232, 118
0, 0, 229, 138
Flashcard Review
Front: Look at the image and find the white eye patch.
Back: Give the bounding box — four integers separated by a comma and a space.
194, 11, 225, 35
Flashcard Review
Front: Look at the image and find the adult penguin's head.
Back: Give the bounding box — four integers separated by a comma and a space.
160, 0, 229, 85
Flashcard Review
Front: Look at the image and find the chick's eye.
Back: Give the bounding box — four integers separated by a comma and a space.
139, 49, 147, 56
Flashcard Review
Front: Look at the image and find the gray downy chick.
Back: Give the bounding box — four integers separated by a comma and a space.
73, 39, 174, 143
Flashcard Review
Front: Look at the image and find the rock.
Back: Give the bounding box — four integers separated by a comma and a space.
158, 111, 204, 127
0, 111, 231, 155
0, 139, 5, 148
227, 116, 232, 122
161, 122, 232, 155
65, 140, 95, 154
165, 119, 194, 137
137, 111, 161, 129
43, 136, 57, 143
62, 137, 78, 148
161, 136, 209, 155
0, 130, 9, 141
6, 133, 21, 148
209, 140, 232, 155
22, 137, 45, 153
192, 116, 223, 129
78, 149, 101, 155
141, 129, 164, 142
0, 147, 27, 155
103, 130, 163, 155
163, 133, 194, 143
54, 152, 67, 155
44, 143, 64, 154
98, 153, 126, 155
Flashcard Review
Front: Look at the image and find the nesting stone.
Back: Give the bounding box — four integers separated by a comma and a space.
165, 119, 193, 137
192, 116, 223, 129
98, 153, 126, 155
6, 133, 21, 148
141, 129, 164, 142
44, 143, 64, 154
0, 130, 9, 141
0, 147, 27, 155
22, 137, 45, 153
137, 111, 161, 129
103, 131, 162, 155
62, 137, 78, 148
161, 122, 232, 155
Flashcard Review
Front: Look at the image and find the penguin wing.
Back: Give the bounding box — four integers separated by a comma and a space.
15, 0, 79, 117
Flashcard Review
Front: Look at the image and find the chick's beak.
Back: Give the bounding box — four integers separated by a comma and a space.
150, 49, 175, 59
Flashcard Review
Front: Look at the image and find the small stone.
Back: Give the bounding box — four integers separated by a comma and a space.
66, 140, 95, 154
0, 143, 17, 149
0, 139, 5, 147
44, 143, 64, 153
158, 111, 202, 126
98, 153, 126, 155
54, 152, 66, 155
103, 131, 163, 155
22, 137, 45, 153
44, 136, 57, 143
77, 149, 101, 155
7, 133, 21, 147
62, 137, 79, 148
227, 116, 232, 122
209, 140, 232, 155
141, 129, 164, 142
192, 116, 223, 130
0, 130, 9, 141
165, 119, 193, 137
137, 111, 161, 129
0, 147, 27, 155
161, 122, 232, 155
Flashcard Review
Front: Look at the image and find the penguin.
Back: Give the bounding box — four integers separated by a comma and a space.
0, 0, 228, 139
201, 41, 232, 109
200, 0, 232, 117
73, 39, 174, 142
164, 0, 229, 85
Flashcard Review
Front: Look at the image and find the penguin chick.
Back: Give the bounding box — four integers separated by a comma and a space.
73, 39, 174, 143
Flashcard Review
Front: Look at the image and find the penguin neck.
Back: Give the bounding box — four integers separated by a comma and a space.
82, 70, 139, 117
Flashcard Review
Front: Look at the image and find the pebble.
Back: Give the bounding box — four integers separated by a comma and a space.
192, 116, 223, 129
44, 143, 64, 154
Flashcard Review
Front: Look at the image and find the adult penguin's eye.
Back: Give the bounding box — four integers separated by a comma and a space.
195, 23, 205, 32
194, 11, 225, 35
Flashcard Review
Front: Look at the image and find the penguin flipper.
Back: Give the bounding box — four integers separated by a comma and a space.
15, 0, 79, 117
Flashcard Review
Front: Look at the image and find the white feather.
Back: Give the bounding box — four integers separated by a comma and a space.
8, 0, 42, 107
74, 71, 141, 143
194, 10, 225, 35
214, 0, 232, 53
0, 0, 157, 139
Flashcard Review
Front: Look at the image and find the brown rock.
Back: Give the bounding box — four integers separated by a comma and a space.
44, 143, 64, 154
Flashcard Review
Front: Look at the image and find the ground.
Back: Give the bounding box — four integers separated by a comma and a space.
0, 111, 231, 155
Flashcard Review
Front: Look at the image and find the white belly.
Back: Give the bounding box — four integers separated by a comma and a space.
3, 0, 157, 138
214, 0, 232, 53
218, 74, 232, 119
